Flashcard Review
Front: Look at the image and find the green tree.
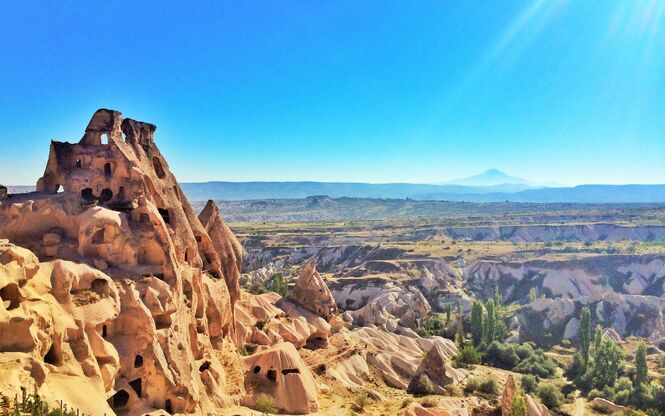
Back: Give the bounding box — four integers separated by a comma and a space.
456, 300, 463, 320
529, 287, 537, 302
594, 325, 602, 352
635, 339, 649, 387
267, 273, 288, 297
471, 301, 484, 347
445, 304, 452, 326
592, 338, 624, 390
511, 394, 528, 416
579, 306, 592, 366
494, 286, 502, 307
483, 299, 496, 344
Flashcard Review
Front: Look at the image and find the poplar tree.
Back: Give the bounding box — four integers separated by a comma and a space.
579, 307, 592, 366
471, 301, 484, 347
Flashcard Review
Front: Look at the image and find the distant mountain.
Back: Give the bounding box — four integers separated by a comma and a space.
5, 182, 665, 204
179, 181, 529, 201
414, 184, 665, 203
446, 169, 537, 187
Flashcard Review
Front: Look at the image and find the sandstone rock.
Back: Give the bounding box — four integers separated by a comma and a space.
0, 110, 241, 414
199, 200, 243, 305
344, 287, 431, 331
407, 344, 468, 395
501, 375, 515, 416
525, 394, 549, 416
242, 342, 318, 414
591, 397, 624, 414
400, 403, 450, 416
288, 259, 338, 320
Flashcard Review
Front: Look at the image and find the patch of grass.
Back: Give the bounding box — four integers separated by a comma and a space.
255, 393, 277, 414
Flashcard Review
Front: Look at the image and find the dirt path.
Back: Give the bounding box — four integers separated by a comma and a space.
573, 391, 585, 416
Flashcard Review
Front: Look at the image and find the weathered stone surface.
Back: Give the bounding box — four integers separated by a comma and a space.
407, 344, 468, 395
242, 342, 319, 414
501, 375, 515, 416
591, 397, 624, 414
288, 259, 338, 320
0, 110, 241, 414
199, 199, 243, 305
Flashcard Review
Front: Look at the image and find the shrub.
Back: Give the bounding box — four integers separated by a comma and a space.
255, 393, 277, 414
538, 383, 563, 408
266, 273, 288, 297
478, 379, 498, 395
483, 342, 557, 378
520, 375, 539, 395
454, 345, 481, 368
464, 377, 480, 394
352, 391, 372, 412
511, 394, 527, 416
413, 374, 435, 395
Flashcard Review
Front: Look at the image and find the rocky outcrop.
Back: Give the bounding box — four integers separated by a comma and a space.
407, 344, 468, 395
0, 110, 242, 415
352, 327, 459, 389
242, 342, 319, 414
590, 397, 624, 413
199, 199, 243, 304
288, 259, 338, 320
444, 223, 665, 242
501, 375, 516, 416
342, 287, 431, 331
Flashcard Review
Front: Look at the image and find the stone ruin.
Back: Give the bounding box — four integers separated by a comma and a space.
0, 109, 244, 415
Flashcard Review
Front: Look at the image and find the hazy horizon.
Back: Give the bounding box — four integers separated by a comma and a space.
1, 1, 664, 186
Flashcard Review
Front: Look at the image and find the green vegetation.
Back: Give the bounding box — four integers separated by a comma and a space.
255, 393, 277, 414
483, 299, 497, 344
537, 383, 563, 408
351, 391, 373, 412
471, 301, 484, 347
266, 272, 288, 297
464, 377, 498, 396
579, 306, 592, 368
0, 388, 83, 416
520, 374, 539, 395
511, 394, 527, 416
453, 344, 481, 368
529, 287, 537, 302
482, 341, 557, 378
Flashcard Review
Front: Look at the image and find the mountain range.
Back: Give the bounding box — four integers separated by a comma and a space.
6, 170, 665, 203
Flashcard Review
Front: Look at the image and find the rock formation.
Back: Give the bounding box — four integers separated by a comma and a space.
199, 199, 243, 304
407, 344, 468, 395
242, 342, 319, 414
0, 109, 242, 415
288, 259, 338, 320
501, 375, 516, 416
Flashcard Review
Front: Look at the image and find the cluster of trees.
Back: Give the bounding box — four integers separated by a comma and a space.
567, 307, 665, 414
452, 297, 558, 379
247, 272, 289, 297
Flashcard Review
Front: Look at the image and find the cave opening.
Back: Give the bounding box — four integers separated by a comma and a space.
108, 389, 129, 410
282, 368, 300, 375
266, 369, 277, 381
99, 188, 113, 203
43, 343, 61, 366
129, 378, 142, 397
0, 284, 21, 310
134, 354, 144, 368
199, 361, 211, 372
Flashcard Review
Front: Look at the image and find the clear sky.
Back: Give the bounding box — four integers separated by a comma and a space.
1, 1, 664, 186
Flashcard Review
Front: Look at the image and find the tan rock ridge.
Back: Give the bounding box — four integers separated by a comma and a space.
0, 109, 243, 415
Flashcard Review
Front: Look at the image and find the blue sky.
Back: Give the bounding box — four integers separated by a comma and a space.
1, 1, 664, 186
